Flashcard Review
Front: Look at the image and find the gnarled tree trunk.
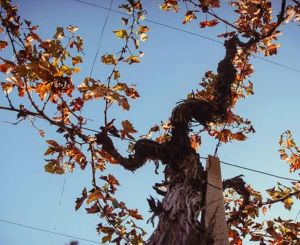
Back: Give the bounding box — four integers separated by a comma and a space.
147, 153, 208, 244
96, 36, 251, 244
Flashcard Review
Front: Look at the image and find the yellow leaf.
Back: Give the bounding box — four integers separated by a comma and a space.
140, 33, 148, 41
283, 197, 293, 210
124, 56, 140, 65
113, 29, 128, 39
113, 70, 120, 80
101, 54, 117, 65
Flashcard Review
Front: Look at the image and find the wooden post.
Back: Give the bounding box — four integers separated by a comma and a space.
204, 155, 229, 244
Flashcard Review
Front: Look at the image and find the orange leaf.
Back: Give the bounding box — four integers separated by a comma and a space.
107, 174, 119, 186
87, 189, 103, 204
183, 11, 196, 24
200, 19, 219, 28
190, 134, 201, 150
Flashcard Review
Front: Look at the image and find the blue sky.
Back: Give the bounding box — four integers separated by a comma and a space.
1, 0, 300, 244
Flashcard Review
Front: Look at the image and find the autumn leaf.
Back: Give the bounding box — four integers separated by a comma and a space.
113, 70, 120, 80
0, 40, 8, 50
160, 0, 179, 12
0, 63, 15, 73
140, 33, 148, 41
1, 82, 14, 95
183, 11, 196, 24
138, 25, 150, 33
72, 56, 82, 66
231, 132, 247, 141
54, 27, 64, 39
265, 43, 280, 56
199, 19, 219, 28
87, 188, 103, 204
105, 174, 120, 186
44, 160, 64, 174
119, 97, 130, 110
190, 134, 201, 150
124, 55, 140, 64
113, 29, 128, 39
283, 197, 293, 210
46, 139, 60, 148
67, 25, 79, 33
128, 209, 143, 220
200, 0, 220, 8
102, 233, 112, 243
98, 150, 118, 164
75, 187, 87, 211
101, 54, 117, 65
85, 203, 100, 214
121, 120, 137, 139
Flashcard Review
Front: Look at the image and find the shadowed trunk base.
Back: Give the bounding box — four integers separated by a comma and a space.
147, 153, 212, 245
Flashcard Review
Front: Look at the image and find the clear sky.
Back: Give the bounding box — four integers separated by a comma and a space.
1, 0, 300, 244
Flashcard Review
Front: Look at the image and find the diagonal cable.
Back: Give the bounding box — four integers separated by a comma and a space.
74, 0, 300, 74
89, 0, 114, 77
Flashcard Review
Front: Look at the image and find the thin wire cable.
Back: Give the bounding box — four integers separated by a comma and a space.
294, 208, 300, 222
200, 157, 299, 182
0, 219, 103, 244
89, 0, 114, 77
74, 0, 300, 74
53, 175, 67, 235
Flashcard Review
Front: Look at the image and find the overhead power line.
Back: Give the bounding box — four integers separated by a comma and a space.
74, 0, 300, 74
200, 157, 299, 182
89, 0, 114, 77
0, 219, 103, 244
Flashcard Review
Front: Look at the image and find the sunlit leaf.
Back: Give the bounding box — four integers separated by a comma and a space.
101, 54, 117, 65
183, 11, 196, 24
124, 55, 140, 64
1, 82, 14, 94
113, 29, 128, 39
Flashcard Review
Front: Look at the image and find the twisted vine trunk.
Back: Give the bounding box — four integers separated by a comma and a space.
97, 36, 244, 244
147, 153, 208, 244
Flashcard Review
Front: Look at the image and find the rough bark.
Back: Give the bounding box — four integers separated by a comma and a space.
147, 153, 208, 245
96, 36, 241, 245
